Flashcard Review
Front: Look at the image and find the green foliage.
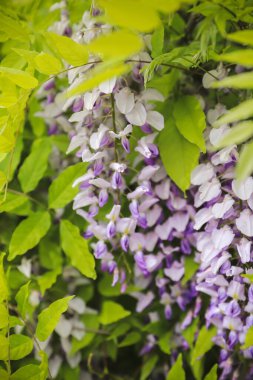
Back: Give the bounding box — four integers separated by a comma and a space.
9, 211, 51, 260
140, 355, 158, 380
173, 96, 206, 152
204, 365, 218, 380
166, 354, 185, 380
99, 301, 131, 325
18, 137, 51, 193
15, 281, 30, 319
158, 117, 200, 192
191, 326, 217, 363
60, 219, 96, 279
35, 296, 74, 341
242, 326, 253, 349
48, 163, 87, 209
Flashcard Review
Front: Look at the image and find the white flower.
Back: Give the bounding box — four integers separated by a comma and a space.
194, 208, 213, 230
146, 110, 164, 131
83, 89, 100, 110
126, 102, 147, 126
115, 88, 135, 114
99, 77, 116, 94
191, 163, 215, 186
89, 124, 109, 150
232, 177, 253, 201
212, 194, 234, 218
236, 209, 253, 237
194, 178, 221, 207
109, 124, 132, 139
236, 238, 251, 263
209, 125, 230, 146
211, 226, 235, 252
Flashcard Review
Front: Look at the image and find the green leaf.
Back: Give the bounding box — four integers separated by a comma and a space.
158, 331, 171, 354
15, 281, 30, 319
191, 326, 216, 363
9, 334, 33, 360
0, 252, 8, 301
39, 238, 62, 270
212, 72, 253, 89
242, 326, 253, 349
0, 303, 8, 328
34, 52, 63, 75
0, 170, 7, 191
0, 131, 15, 153
227, 30, 253, 46
36, 296, 74, 341
67, 60, 130, 97
140, 355, 158, 380
0, 136, 24, 181
28, 97, 46, 137
0, 335, 8, 360
218, 50, 253, 66
39, 351, 48, 380
0, 369, 8, 380
214, 121, 253, 148
182, 317, 199, 349
173, 96, 206, 152
214, 98, 253, 127
38, 268, 61, 296
151, 26, 164, 58
0, 13, 28, 41
236, 140, 253, 180
48, 163, 87, 209
8, 211, 51, 261
118, 332, 141, 347
241, 273, 253, 283
147, 70, 180, 97
99, 301, 131, 325
88, 30, 143, 60
166, 354, 185, 380
98, 0, 160, 32
182, 256, 199, 285
0, 192, 28, 214
158, 116, 200, 192
60, 220, 96, 279
46, 32, 89, 66
18, 137, 51, 193
204, 365, 218, 380
0, 67, 38, 89
10, 365, 41, 380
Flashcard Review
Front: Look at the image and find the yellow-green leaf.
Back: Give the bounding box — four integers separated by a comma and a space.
166, 354, 185, 380
191, 326, 216, 363
236, 140, 253, 181
0, 170, 7, 191
18, 137, 52, 193
9, 211, 51, 261
212, 72, 253, 89
0, 192, 28, 213
46, 32, 89, 66
99, 301, 131, 325
0, 67, 38, 89
60, 220, 96, 279
98, 0, 160, 32
88, 30, 143, 59
227, 30, 253, 46
35, 296, 74, 341
48, 162, 87, 209
242, 326, 253, 349
173, 96, 206, 152
15, 281, 30, 319
67, 60, 130, 97
218, 49, 253, 66
215, 121, 253, 148
204, 365, 218, 380
34, 52, 63, 75
0, 131, 15, 154
158, 116, 200, 192
10, 365, 41, 380
0, 252, 8, 301
0, 303, 8, 329
38, 269, 61, 296
214, 98, 253, 127
9, 334, 33, 360
0, 335, 8, 360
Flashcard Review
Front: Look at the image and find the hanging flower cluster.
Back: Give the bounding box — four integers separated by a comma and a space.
191, 122, 253, 379
34, 7, 253, 380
